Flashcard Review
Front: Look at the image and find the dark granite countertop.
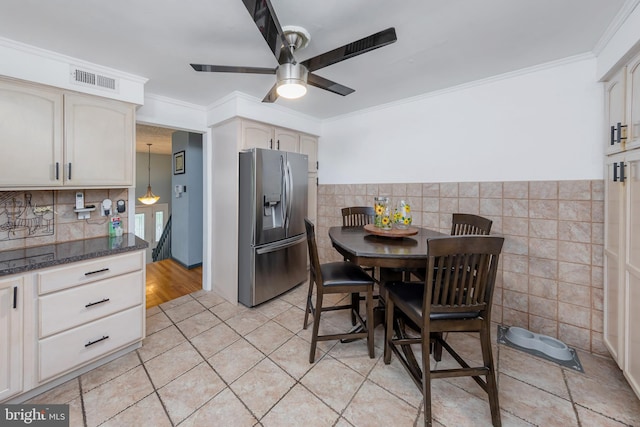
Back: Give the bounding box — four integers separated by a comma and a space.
0, 234, 149, 277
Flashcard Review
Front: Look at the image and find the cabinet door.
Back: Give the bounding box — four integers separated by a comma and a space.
604, 154, 625, 366
624, 151, 640, 397
0, 277, 23, 401
242, 120, 273, 150
64, 93, 134, 186
605, 68, 627, 155
0, 79, 63, 187
274, 127, 299, 152
299, 134, 318, 172
627, 55, 640, 152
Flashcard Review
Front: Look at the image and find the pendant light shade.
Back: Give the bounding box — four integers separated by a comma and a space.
138, 143, 160, 205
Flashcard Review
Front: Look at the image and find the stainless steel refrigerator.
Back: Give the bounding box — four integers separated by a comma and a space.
238, 148, 308, 307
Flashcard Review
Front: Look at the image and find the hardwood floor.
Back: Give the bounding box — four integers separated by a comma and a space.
145, 258, 202, 308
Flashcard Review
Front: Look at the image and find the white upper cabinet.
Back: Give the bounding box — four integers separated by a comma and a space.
0, 79, 63, 187
241, 119, 300, 152
300, 134, 318, 173
627, 54, 640, 152
64, 93, 134, 186
0, 78, 135, 189
605, 67, 627, 155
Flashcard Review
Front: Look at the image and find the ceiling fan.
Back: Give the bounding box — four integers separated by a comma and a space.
190, 0, 397, 103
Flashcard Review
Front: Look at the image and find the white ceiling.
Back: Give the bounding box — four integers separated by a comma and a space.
0, 0, 631, 152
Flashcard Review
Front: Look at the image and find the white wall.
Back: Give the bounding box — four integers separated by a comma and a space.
320, 56, 604, 184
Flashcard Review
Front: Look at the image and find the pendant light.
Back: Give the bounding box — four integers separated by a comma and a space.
138, 143, 160, 205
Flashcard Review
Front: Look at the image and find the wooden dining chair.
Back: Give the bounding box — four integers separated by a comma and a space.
303, 218, 375, 363
341, 206, 377, 324
450, 213, 493, 236
384, 235, 504, 426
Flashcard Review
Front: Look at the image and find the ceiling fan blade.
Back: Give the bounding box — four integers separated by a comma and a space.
190, 64, 276, 74
307, 73, 355, 97
241, 0, 295, 64
301, 27, 397, 73
262, 83, 279, 103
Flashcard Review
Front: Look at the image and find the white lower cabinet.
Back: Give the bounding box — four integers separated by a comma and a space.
0, 250, 146, 402
38, 305, 143, 382
0, 276, 25, 402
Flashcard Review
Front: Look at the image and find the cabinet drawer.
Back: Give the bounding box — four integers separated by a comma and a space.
38, 270, 144, 338
37, 251, 144, 294
38, 305, 143, 382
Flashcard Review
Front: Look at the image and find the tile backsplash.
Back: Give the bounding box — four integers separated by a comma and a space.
0, 189, 129, 251
315, 180, 606, 356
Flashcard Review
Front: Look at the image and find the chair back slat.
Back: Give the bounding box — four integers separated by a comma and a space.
341, 206, 375, 227
426, 236, 503, 316
304, 218, 322, 284
451, 213, 493, 236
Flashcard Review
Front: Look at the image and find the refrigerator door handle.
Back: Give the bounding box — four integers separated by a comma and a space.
256, 235, 306, 255
280, 155, 287, 227
285, 160, 293, 230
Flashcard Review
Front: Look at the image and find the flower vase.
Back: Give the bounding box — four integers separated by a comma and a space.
394, 200, 412, 229
374, 196, 392, 229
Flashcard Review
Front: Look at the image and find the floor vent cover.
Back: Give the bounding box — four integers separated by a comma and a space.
70, 67, 118, 91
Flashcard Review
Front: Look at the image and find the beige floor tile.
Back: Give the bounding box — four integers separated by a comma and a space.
175, 309, 221, 339
27, 378, 81, 404
327, 338, 379, 377
430, 378, 529, 427
157, 362, 226, 424
270, 335, 320, 379
80, 350, 140, 392
226, 310, 271, 335
262, 383, 339, 427
245, 320, 294, 354
145, 311, 173, 335
301, 356, 365, 412
230, 358, 296, 419
497, 345, 570, 399
191, 289, 226, 308
100, 393, 171, 427
575, 405, 630, 426
209, 300, 249, 320
144, 342, 204, 388
208, 338, 265, 384
342, 379, 418, 427
273, 305, 307, 333
334, 417, 356, 427
253, 297, 294, 319
565, 370, 640, 425
162, 298, 205, 323
189, 322, 241, 358
67, 396, 84, 427
137, 325, 187, 362
180, 387, 257, 427
159, 293, 195, 310
83, 365, 154, 427
367, 356, 423, 408
279, 282, 310, 309
498, 374, 577, 426
145, 306, 161, 317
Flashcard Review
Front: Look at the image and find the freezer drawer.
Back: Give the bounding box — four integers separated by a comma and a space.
239, 235, 307, 307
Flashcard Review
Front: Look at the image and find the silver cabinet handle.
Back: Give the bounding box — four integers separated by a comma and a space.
85, 298, 110, 308
85, 335, 109, 347
85, 268, 109, 276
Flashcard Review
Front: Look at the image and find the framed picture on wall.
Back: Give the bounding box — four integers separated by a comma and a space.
174, 151, 185, 175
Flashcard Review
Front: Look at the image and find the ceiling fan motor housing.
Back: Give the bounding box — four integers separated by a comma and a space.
277, 62, 308, 85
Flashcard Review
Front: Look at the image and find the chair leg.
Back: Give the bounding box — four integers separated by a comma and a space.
384, 297, 395, 364
309, 292, 323, 363
366, 286, 375, 358
303, 276, 314, 330
422, 328, 433, 427
351, 292, 359, 326
480, 325, 501, 427
432, 332, 443, 361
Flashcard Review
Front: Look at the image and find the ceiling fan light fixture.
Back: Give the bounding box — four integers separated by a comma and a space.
276, 63, 308, 99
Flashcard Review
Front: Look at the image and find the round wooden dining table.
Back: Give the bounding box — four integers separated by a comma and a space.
328, 225, 446, 276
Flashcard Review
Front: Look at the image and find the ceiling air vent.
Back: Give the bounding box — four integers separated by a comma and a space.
70, 67, 118, 91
